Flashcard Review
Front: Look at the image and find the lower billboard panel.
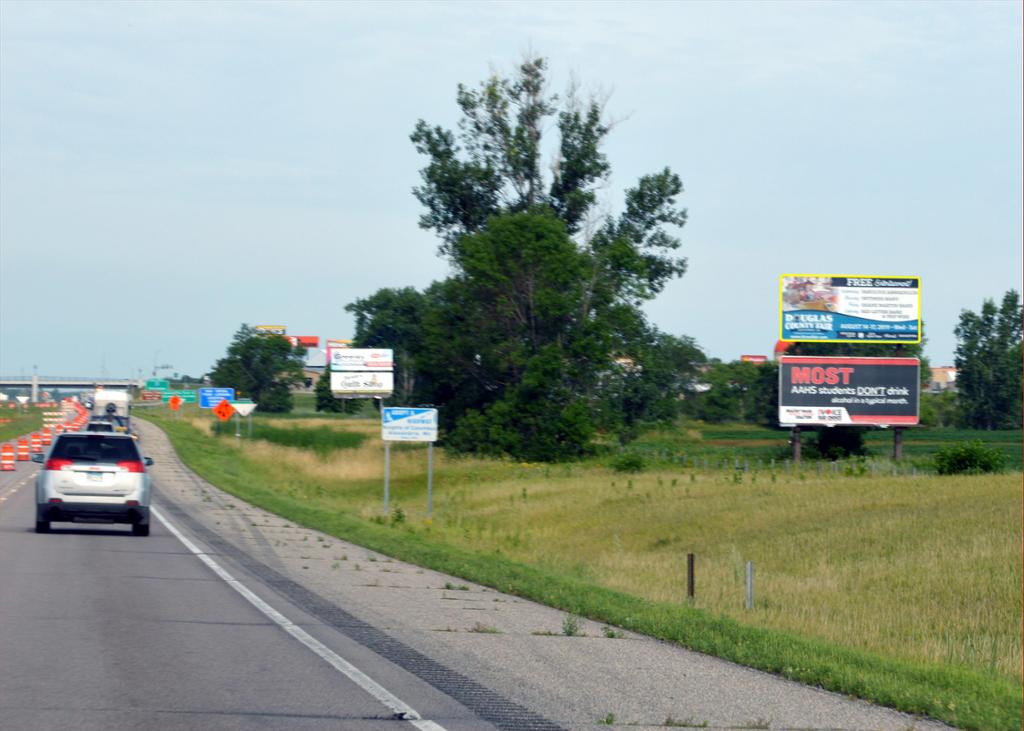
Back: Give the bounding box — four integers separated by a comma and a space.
778, 356, 919, 426
330, 371, 393, 397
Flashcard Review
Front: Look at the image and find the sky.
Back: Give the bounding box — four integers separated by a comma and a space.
1, 0, 1021, 379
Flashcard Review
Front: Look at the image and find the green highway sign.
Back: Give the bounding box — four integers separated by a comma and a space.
161, 390, 197, 403
145, 379, 170, 391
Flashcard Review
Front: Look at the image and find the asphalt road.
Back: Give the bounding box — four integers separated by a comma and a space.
0, 424, 952, 731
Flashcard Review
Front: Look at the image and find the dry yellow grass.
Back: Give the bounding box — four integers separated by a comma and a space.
200, 415, 1023, 681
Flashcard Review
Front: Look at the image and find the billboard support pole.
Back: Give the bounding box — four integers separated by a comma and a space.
893, 427, 903, 461
791, 426, 801, 464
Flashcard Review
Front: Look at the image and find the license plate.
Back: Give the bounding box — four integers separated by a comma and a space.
88, 472, 104, 482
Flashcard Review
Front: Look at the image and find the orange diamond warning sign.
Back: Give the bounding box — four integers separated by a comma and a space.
168, 395, 183, 411
213, 399, 235, 421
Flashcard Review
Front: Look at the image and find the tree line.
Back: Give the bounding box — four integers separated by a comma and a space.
205, 58, 1021, 459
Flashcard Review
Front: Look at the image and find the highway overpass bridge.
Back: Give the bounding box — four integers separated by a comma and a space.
0, 376, 139, 402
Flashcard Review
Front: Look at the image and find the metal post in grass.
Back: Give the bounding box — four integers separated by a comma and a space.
427, 442, 434, 517
745, 561, 754, 610
791, 426, 801, 464
687, 553, 695, 601
383, 441, 391, 514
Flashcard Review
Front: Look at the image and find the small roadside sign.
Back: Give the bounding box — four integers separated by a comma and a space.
213, 399, 235, 421
232, 400, 257, 417
380, 407, 439, 518
199, 388, 235, 408
139, 390, 163, 402
382, 407, 438, 442
168, 395, 183, 411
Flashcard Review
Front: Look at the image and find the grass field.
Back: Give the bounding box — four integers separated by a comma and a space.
143, 408, 1023, 730
0, 409, 44, 443
627, 422, 1023, 471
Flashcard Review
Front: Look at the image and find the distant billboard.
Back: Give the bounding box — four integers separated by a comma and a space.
255, 325, 287, 336
286, 335, 319, 348
740, 355, 768, 364
329, 348, 393, 372
778, 356, 919, 426
330, 371, 393, 397
780, 275, 920, 343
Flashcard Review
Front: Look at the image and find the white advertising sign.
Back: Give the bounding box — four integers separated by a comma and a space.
15, 396, 29, 405
330, 371, 394, 396
330, 348, 394, 372
382, 407, 438, 442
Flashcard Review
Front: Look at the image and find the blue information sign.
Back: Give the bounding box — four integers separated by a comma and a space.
382, 407, 438, 442
198, 387, 236, 409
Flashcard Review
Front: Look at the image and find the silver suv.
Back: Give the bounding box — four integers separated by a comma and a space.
34, 432, 153, 536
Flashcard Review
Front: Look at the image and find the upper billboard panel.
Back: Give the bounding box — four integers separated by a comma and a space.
329, 348, 394, 372
255, 325, 287, 336
780, 275, 920, 344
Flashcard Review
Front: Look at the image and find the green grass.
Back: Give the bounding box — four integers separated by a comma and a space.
626, 422, 1022, 471
211, 419, 366, 455
0, 408, 44, 443
142, 411, 1022, 731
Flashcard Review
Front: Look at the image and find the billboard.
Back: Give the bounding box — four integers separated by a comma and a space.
778, 356, 919, 426
286, 335, 319, 348
329, 348, 393, 372
330, 371, 393, 397
780, 275, 920, 343
255, 325, 287, 336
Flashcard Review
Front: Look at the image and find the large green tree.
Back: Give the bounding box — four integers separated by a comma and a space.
954, 290, 1022, 429
208, 325, 306, 413
349, 57, 696, 459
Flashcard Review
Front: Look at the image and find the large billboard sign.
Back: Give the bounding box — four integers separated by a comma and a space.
329, 348, 393, 372
255, 325, 287, 336
778, 356, 919, 426
330, 371, 393, 397
780, 275, 920, 343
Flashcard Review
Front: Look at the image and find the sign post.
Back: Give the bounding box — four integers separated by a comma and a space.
232, 400, 258, 439
381, 407, 439, 516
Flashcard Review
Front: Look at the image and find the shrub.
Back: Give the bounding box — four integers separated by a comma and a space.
934, 440, 1006, 475
811, 427, 867, 460
610, 452, 645, 473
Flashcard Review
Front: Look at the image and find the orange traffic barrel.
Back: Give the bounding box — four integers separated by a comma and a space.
16, 439, 29, 461
55, 424, 65, 434
0, 444, 14, 471
30, 433, 42, 453
41, 428, 52, 446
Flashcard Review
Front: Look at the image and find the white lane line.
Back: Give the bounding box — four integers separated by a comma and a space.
152, 505, 447, 731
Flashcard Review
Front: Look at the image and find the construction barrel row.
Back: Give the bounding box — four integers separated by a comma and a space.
0, 399, 87, 472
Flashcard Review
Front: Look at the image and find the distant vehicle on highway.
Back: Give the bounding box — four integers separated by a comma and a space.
33, 432, 154, 536
84, 420, 115, 432
91, 389, 132, 433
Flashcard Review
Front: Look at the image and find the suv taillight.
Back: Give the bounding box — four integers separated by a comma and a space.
117, 461, 145, 473
45, 458, 74, 471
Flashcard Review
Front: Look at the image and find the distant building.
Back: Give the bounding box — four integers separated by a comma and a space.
928, 366, 957, 393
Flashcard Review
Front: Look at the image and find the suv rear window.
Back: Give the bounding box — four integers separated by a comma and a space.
50, 435, 141, 463
86, 422, 114, 432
